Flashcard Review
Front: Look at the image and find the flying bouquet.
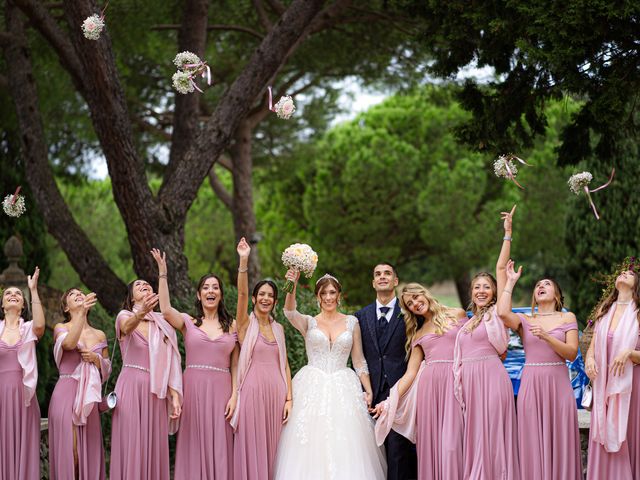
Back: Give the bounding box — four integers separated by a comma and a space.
82, 2, 109, 40
568, 168, 615, 220
268, 86, 296, 120
281, 243, 318, 293
493, 154, 531, 189
172, 51, 211, 94
3, 186, 26, 218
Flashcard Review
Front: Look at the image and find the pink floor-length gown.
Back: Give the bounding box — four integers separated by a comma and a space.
517, 316, 582, 480
48, 339, 108, 479
628, 333, 640, 478
414, 321, 465, 480
174, 320, 237, 480
587, 332, 636, 479
0, 338, 40, 480
233, 334, 287, 480
110, 321, 171, 480
457, 320, 520, 480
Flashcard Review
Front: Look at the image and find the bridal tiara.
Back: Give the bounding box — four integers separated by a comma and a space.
316, 273, 340, 286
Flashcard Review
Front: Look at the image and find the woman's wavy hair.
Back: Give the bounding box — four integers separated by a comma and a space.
399, 283, 459, 355
593, 269, 640, 324
530, 278, 564, 317
194, 274, 233, 332
465, 272, 497, 331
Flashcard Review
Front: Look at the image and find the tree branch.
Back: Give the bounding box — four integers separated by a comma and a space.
264, 0, 285, 15
151, 23, 264, 40
208, 165, 234, 211
159, 0, 327, 217
3, 1, 125, 313
252, 0, 273, 31
133, 116, 172, 141
12, 0, 87, 94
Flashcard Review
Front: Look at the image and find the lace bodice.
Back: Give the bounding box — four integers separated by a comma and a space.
284, 311, 369, 375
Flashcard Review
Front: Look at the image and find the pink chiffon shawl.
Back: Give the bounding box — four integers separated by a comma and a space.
116, 309, 183, 434
453, 308, 508, 409
592, 301, 639, 452
0, 318, 38, 406
230, 311, 287, 431
53, 330, 111, 426
375, 361, 425, 446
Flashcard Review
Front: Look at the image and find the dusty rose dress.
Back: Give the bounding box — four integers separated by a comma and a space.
174, 319, 237, 480
517, 316, 582, 480
414, 322, 465, 480
48, 338, 108, 479
233, 333, 287, 480
0, 333, 40, 480
587, 332, 637, 479
457, 321, 520, 480
628, 333, 640, 478
110, 320, 170, 480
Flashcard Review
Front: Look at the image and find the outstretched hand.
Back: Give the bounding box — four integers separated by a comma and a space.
285, 268, 300, 285
237, 237, 251, 258
150, 248, 167, 276
500, 204, 517, 233
140, 293, 159, 316
506, 259, 523, 283
82, 293, 98, 313
27, 266, 40, 291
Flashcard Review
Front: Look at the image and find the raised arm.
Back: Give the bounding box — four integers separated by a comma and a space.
351, 320, 373, 407
61, 292, 97, 350
236, 238, 251, 343
27, 267, 45, 339
151, 249, 186, 331
497, 259, 524, 330
282, 269, 309, 335
118, 293, 158, 336
496, 205, 516, 295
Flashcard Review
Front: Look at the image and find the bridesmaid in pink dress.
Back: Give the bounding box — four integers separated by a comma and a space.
0, 268, 44, 480
452, 207, 519, 479
49, 288, 111, 479
151, 241, 245, 480
585, 266, 640, 479
232, 248, 292, 480
373, 283, 467, 479
109, 279, 183, 480
496, 218, 582, 479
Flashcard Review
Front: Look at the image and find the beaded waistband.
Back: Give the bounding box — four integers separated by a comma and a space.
58, 374, 74, 379
461, 355, 496, 363
186, 364, 230, 373
524, 361, 565, 367
426, 359, 454, 366
124, 364, 150, 373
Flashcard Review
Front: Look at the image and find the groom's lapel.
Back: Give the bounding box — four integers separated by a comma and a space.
365, 304, 381, 355
380, 302, 403, 352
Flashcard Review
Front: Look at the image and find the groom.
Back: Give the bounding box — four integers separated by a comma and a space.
355, 262, 417, 480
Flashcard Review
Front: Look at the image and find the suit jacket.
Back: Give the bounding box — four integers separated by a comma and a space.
355, 301, 409, 404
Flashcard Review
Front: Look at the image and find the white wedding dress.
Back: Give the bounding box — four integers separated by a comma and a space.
274, 311, 387, 480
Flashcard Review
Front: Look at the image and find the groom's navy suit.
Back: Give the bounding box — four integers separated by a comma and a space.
355, 301, 417, 480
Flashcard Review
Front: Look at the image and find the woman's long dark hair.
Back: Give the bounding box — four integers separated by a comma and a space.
194, 274, 233, 332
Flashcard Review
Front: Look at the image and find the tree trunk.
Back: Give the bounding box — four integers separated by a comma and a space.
454, 271, 472, 310
230, 121, 261, 287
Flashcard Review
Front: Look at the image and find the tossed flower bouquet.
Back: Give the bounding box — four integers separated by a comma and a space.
268, 86, 296, 120
281, 243, 318, 293
493, 153, 530, 189
3, 187, 26, 218
82, 14, 105, 40
567, 169, 615, 220
172, 51, 211, 94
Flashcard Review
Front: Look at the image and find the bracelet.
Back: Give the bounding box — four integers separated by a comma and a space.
31, 300, 41, 305
238, 267, 248, 273
158, 273, 167, 278
503, 235, 512, 241
503, 289, 512, 294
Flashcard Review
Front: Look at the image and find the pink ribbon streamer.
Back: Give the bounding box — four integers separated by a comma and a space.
184, 62, 211, 93
268, 86, 276, 112
503, 161, 525, 190
584, 168, 615, 220
10, 186, 21, 205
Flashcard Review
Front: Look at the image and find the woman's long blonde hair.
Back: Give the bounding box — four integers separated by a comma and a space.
399, 283, 459, 354
465, 272, 497, 331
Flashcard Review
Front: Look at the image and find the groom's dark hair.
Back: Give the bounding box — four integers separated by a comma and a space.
373, 262, 397, 276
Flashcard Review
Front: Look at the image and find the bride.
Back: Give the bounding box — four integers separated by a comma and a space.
274, 270, 387, 479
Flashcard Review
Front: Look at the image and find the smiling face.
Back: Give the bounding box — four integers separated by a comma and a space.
372, 263, 398, 294
616, 270, 638, 291
2, 287, 25, 316
402, 293, 430, 317
197, 276, 221, 312
252, 282, 277, 316
317, 283, 341, 312
471, 275, 496, 309
60, 288, 85, 321
132, 279, 153, 303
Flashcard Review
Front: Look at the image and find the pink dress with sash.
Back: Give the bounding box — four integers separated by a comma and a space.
48, 328, 110, 479
517, 316, 582, 480
174, 317, 237, 480
0, 319, 40, 480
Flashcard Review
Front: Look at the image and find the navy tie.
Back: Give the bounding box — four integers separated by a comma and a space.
378, 306, 390, 337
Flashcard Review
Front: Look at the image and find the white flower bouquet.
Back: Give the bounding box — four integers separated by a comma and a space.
3, 188, 26, 218
281, 243, 318, 293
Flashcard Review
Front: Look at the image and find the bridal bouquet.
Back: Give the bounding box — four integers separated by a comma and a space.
267, 86, 296, 120
281, 243, 318, 293
493, 153, 530, 189
172, 51, 211, 94
3, 190, 26, 218
81, 2, 109, 40
567, 169, 615, 220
